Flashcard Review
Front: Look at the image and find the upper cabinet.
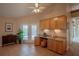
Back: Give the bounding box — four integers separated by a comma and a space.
39, 15, 67, 30
50, 15, 67, 30
56, 15, 67, 29
40, 18, 50, 30
50, 18, 56, 29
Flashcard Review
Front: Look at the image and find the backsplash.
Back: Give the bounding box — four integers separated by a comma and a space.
53, 29, 66, 37
39, 29, 66, 38
39, 29, 51, 37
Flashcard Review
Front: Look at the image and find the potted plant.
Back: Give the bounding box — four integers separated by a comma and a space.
18, 29, 23, 44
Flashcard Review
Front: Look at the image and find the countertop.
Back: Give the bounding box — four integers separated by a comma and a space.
36, 36, 66, 41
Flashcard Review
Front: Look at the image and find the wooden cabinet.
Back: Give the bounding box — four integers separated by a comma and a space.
41, 39, 47, 47
40, 20, 45, 30
50, 15, 67, 29
2, 35, 17, 46
39, 15, 67, 54
47, 38, 66, 54
40, 15, 67, 30
56, 41, 66, 54
55, 38, 66, 54
52, 40, 57, 52
47, 39, 57, 51
40, 19, 50, 30
47, 39, 54, 50
50, 18, 56, 29
34, 37, 41, 46
56, 16, 67, 29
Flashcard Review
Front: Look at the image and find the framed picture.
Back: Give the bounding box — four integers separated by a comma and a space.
5, 23, 13, 32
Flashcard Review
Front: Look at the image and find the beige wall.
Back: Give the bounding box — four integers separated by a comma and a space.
71, 3, 79, 11
0, 17, 16, 46
0, 16, 40, 46
38, 4, 67, 19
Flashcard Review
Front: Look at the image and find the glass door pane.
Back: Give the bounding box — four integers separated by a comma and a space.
31, 25, 37, 40
72, 17, 79, 43
22, 25, 28, 40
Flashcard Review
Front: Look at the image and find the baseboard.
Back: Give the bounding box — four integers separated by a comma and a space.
23, 42, 34, 44
22, 40, 34, 44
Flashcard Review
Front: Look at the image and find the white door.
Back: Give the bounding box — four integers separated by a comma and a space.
31, 25, 37, 40
22, 25, 29, 40
21, 24, 37, 43
71, 17, 79, 43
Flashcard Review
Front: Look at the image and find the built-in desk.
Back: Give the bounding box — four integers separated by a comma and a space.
34, 36, 66, 55
34, 36, 48, 47
40, 37, 48, 47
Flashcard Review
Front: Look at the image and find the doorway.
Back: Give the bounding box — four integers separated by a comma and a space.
21, 24, 37, 43
31, 25, 37, 40
22, 25, 29, 40
70, 17, 79, 43
69, 17, 79, 55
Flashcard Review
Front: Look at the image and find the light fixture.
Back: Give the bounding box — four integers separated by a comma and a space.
35, 3, 39, 8
54, 29, 61, 33
32, 3, 41, 14
54, 17, 58, 20
33, 8, 40, 13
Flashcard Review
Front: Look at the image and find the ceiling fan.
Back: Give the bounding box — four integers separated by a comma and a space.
28, 3, 46, 14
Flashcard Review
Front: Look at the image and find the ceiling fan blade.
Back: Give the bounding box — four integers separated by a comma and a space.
39, 7, 46, 9
26, 7, 35, 9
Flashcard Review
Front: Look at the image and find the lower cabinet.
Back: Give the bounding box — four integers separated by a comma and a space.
47, 39, 56, 52
56, 40, 66, 54
51, 40, 57, 52
47, 39, 53, 50
34, 37, 66, 54
47, 39, 66, 54
34, 37, 41, 46
40, 39, 47, 47
34, 37, 47, 47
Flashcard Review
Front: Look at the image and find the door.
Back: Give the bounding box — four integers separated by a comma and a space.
22, 25, 29, 41
31, 24, 37, 40
21, 24, 37, 43
71, 17, 79, 43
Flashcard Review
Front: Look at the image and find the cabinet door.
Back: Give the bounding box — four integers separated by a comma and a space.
44, 19, 50, 29
40, 19, 50, 30
40, 20, 45, 30
56, 16, 67, 29
47, 39, 56, 51
34, 37, 41, 46
47, 39, 53, 50
52, 40, 57, 51
50, 18, 56, 29
56, 40, 66, 54
41, 39, 47, 47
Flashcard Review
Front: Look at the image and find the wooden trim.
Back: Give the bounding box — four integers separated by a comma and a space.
71, 9, 79, 13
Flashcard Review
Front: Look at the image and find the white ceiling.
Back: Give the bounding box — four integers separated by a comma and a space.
0, 3, 52, 17
71, 3, 79, 11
